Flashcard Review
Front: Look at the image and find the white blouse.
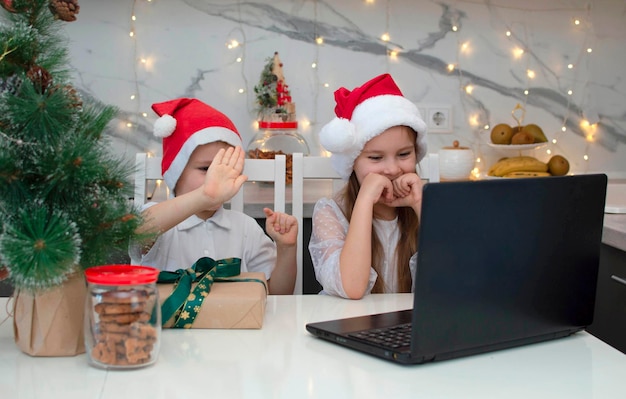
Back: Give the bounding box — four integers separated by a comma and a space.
308, 197, 417, 298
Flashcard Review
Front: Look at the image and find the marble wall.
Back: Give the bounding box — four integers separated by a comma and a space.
62, 0, 626, 177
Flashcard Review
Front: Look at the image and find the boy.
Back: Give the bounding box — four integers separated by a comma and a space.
130, 98, 297, 294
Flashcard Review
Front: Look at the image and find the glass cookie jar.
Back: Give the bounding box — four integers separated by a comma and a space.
247, 122, 310, 185
84, 265, 161, 370
247, 123, 310, 156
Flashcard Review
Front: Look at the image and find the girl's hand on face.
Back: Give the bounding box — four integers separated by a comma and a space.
202, 146, 248, 208
359, 173, 395, 205
388, 173, 424, 209
263, 208, 298, 246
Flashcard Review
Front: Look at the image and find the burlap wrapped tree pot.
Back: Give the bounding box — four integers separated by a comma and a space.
13, 273, 87, 356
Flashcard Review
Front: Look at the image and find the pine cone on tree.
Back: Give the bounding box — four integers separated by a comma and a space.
0, 265, 8, 281
1, 0, 16, 13
26, 65, 53, 93
49, 83, 83, 109
48, 0, 80, 22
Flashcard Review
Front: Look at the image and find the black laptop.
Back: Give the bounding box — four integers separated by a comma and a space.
306, 174, 608, 364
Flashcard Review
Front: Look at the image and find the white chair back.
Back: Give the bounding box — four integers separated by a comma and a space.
291, 154, 342, 294
134, 153, 163, 204
230, 156, 286, 213
134, 153, 286, 214
417, 153, 440, 183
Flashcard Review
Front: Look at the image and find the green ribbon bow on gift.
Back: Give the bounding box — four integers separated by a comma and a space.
157, 257, 267, 328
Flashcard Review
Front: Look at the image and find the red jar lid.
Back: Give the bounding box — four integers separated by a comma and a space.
84, 265, 159, 285
258, 121, 298, 129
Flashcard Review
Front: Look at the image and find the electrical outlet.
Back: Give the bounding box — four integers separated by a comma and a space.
416, 104, 453, 133
428, 106, 452, 133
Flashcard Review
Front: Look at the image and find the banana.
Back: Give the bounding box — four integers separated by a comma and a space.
488, 156, 549, 177
503, 171, 552, 178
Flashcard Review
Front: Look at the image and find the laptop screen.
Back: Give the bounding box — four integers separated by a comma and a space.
411, 174, 607, 360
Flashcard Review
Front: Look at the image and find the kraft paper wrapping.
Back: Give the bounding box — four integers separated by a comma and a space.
158, 272, 267, 329
13, 274, 87, 356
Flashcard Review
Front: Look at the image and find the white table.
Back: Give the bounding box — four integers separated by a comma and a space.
1, 294, 624, 399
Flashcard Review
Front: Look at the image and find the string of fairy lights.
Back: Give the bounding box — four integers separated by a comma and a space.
124, 0, 598, 174
447, 4, 599, 175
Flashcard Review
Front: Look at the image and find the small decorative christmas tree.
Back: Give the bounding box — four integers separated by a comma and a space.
253, 51, 296, 127
0, 0, 143, 292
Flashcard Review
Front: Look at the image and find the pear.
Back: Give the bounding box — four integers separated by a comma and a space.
511, 131, 534, 145
522, 124, 548, 143
490, 123, 513, 144
548, 155, 569, 176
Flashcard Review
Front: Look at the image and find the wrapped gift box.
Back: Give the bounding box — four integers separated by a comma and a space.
157, 272, 267, 329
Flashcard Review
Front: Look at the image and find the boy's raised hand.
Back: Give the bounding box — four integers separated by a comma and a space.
202, 146, 248, 208
263, 208, 298, 247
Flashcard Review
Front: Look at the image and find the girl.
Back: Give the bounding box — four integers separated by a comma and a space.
309, 74, 428, 299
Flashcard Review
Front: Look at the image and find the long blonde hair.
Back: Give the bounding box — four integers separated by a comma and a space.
338, 129, 420, 293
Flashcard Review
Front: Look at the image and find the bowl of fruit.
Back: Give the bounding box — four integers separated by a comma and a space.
488, 122, 549, 150
488, 103, 551, 150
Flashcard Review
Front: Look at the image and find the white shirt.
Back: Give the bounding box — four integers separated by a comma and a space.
129, 204, 276, 280
308, 197, 417, 298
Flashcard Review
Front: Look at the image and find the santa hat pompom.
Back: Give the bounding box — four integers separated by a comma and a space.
319, 118, 357, 153
153, 114, 177, 138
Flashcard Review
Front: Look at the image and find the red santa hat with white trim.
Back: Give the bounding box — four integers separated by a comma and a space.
151, 98, 242, 192
318, 73, 428, 179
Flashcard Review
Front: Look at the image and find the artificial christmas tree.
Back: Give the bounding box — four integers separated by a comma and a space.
0, 0, 144, 356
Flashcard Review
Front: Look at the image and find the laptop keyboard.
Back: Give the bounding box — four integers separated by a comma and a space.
348, 323, 412, 349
